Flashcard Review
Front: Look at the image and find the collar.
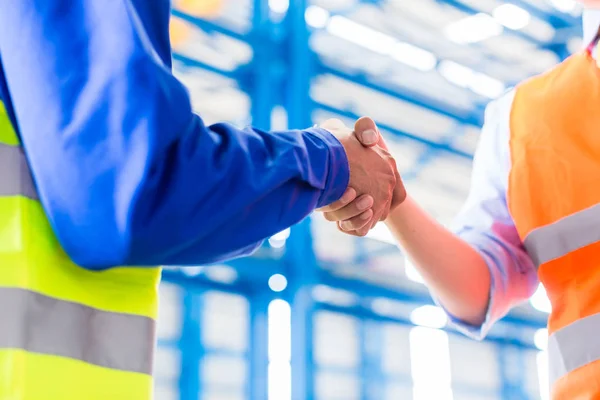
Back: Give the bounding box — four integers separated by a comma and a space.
583, 8, 600, 47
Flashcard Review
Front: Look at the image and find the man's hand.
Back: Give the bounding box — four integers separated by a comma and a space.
319, 117, 406, 236
318, 118, 397, 235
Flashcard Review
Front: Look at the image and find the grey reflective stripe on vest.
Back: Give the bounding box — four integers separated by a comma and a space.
0, 286, 155, 375
0, 143, 38, 200
547, 312, 600, 387
523, 203, 600, 267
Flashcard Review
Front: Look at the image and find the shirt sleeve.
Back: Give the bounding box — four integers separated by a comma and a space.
447, 90, 539, 339
0, 0, 349, 269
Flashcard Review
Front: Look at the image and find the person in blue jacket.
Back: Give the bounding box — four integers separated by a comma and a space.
0, 0, 399, 269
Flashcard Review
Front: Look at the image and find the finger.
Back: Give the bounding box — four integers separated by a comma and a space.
338, 209, 374, 231
354, 117, 380, 147
320, 118, 346, 131
323, 194, 374, 222
337, 222, 371, 237
317, 188, 357, 212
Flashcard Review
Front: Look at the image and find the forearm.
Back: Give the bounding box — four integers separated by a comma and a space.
385, 196, 491, 326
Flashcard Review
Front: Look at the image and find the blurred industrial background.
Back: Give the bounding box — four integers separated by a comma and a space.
156, 0, 583, 399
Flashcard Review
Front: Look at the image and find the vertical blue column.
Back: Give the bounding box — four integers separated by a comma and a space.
249, 290, 271, 400
285, 0, 312, 129
179, 289, 204, 400
250, 0, 275, 129
497, 343, 528, 400
286, 219, 318, 400
360, 320, 383, 400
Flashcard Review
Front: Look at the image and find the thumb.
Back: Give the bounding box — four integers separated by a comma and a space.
354, 117, 380, 147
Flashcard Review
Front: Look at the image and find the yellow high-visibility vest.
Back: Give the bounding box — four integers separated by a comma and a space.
0, 101, 161, 400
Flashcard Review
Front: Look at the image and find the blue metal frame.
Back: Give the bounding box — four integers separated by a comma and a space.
178, 289, 204, 399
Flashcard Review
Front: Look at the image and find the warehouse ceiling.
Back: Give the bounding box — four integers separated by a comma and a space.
170, 0, 578, 321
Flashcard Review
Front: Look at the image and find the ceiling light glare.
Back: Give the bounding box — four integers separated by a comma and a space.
530, 284, 552, 313
438, 60, 474, 88
470, 72, 505, 99
410, 305, 447, 329
305, 5, 330, 29
391, 42, 438, 71
268, 274, 288, 292
445, 13, 503, 44
327, 15, 396, 54
493, 4, 531, 30
534, 328, 548, 351
405, 257, 425, 284
549, 0, 576, 13
268, 0, 289, 14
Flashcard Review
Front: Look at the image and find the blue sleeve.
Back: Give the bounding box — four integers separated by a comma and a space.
0, 0, 349, 269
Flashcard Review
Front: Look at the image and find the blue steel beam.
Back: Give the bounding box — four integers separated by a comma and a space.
171, 9, 248, 41
250, 0, 277, 129
316, 63, 483, 127
162, 268, 249, 294
316, 302, 541, 350
248, 292, 270, 400
284, 0, 319, 396
285, 220, 318, 400
173, 52, 241, 80
178, 290, 204, 400
214, 254, 548, 329
317, 269, 548, 329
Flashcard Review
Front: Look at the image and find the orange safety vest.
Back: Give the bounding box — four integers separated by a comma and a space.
509, 40, 600, 398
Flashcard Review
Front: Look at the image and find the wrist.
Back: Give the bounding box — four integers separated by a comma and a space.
385, 193, 412, 222
304, 127, 350, 207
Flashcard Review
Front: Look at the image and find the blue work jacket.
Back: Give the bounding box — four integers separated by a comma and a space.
0, 0, 349, 269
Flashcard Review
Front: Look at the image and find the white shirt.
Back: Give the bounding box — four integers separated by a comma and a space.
448, 9, 600, 339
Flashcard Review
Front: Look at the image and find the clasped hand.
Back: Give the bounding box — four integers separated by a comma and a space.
318, 117, 406, 236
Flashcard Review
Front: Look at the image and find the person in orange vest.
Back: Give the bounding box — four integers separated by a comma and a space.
320, 2, 600, 398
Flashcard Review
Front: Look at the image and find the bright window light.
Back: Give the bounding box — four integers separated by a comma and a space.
269, 228, 291, 249
470, 72, 505, 99
268, 299, 291, 400
366, 224, 396, 244
268, 362, 291, 400
312, 285, 358, 307
327, 15, 396, 55
181, 266, 204, 277
391, 42, 438, 71
530, 284, 552, 313
324, 16, 438, 71
537, 351, 550, 400
405, 258, 425, 284
410, 327, 453, 400
203, 265, 238, 283
493, 4, 531, 30
439, 60, 474, 88
549, 0, 576, 13
305, 5, 330, 29
268, 0, 289, 14
445, 13, 503, 44
410, 305, 447, 329
534, 328, 548, 351
268, 274, 288, 292
439, 60, 505, 98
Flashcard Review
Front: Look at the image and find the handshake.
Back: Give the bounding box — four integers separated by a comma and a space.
317, 117, 406, 236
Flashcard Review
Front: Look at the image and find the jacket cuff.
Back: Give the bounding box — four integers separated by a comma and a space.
304, 127, 350, 208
